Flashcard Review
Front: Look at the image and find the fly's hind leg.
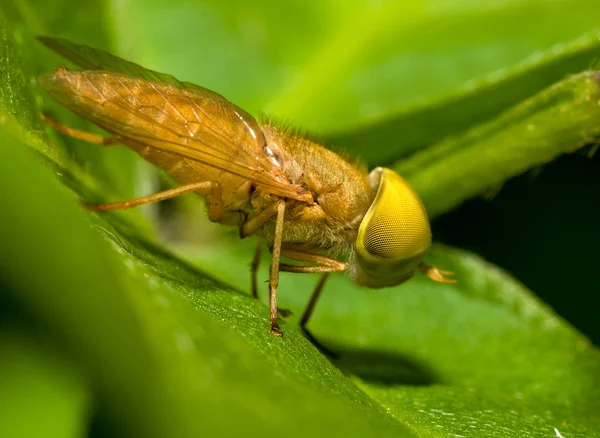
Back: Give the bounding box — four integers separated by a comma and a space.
85, 181, 220, 213
251, 243, 262, 299
85, 180, 233, 229
41, 115, 230, 218
299, 274, 335, 357
41, 114, 119, 146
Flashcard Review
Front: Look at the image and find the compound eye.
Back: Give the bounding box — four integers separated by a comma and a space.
360, 168, 431, 260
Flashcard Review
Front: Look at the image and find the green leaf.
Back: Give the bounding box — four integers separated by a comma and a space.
395, 70, 600, 217
327, 30, 600, 164
0, 11, 38, 132
188, 238, 600, 437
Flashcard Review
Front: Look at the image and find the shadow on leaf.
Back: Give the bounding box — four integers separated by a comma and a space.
330, 347, 437, 386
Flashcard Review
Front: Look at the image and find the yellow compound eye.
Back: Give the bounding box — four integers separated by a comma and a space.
362, 168, 431, 259
354, 168, 432, 288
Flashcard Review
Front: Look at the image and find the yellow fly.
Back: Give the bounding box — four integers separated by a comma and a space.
37, 36, 455, 337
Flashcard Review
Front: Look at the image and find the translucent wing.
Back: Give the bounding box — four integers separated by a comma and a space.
37, 36, 185, 88
37, 36, 215, 96
37, 40, 311, 201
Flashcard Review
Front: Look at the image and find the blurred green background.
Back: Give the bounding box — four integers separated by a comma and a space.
2, 0, 600, 437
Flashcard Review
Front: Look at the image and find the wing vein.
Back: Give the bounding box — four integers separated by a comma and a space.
115, 76, 142, 106
149, 82, 187, 125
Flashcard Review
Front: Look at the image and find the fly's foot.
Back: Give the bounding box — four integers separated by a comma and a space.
418, 263, 457, 284
270, 323, 283, 337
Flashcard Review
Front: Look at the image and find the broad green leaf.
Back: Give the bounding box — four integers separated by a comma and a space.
188, 235, 600, 437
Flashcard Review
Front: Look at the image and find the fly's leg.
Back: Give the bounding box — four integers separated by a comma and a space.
278, 249, 347, 273
250, 242, 292, 317
239, 201, 282, 238
238, 200, 288, 335
85, 181, 219, 213
268, 201, 286, 336
251, 243, 262, 299
299, 274, 334, 356
41, 114, 230, 218
299, 273, 330, 332
418, 263, 457, 284
278, 249, 347, 354
204, 182, 225, 222
41, 114, 119, 146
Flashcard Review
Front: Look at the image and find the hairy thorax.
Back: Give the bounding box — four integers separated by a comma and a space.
255, 125, 374, 258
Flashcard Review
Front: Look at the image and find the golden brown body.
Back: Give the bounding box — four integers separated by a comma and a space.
41, 69, 373, 260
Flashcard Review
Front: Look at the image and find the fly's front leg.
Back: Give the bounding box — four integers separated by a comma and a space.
418, 263, 457, 284
278, 249, 347, 274
41, 114, 119, 146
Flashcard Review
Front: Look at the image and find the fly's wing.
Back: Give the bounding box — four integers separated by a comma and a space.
37, 36, 214, 97
37, 41, 312, 202
37, 36, 185, 88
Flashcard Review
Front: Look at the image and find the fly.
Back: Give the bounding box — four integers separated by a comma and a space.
37, 36, 455, 338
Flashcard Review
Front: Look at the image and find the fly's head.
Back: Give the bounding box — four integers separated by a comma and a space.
349, 167, 437, 288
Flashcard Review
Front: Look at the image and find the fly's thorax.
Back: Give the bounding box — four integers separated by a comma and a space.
261, 124, 305, 184
349, 167, 432, 288
257, 124, 374, 256
261, 124, 372, 222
